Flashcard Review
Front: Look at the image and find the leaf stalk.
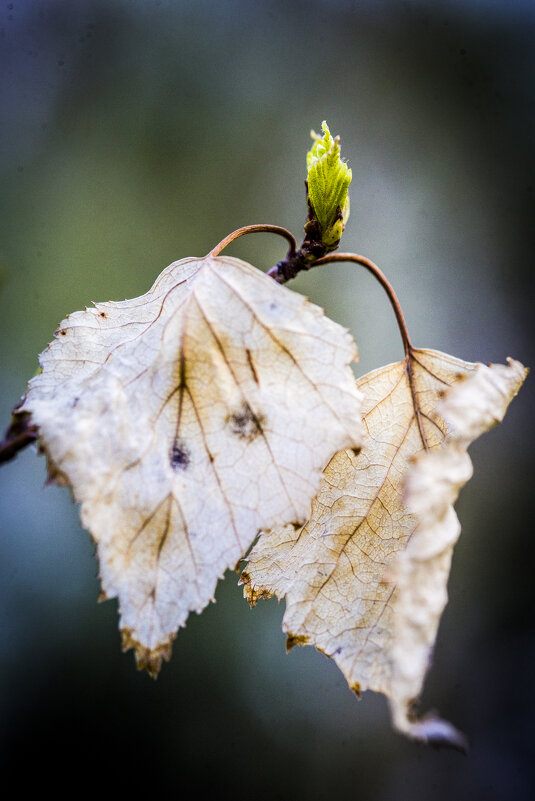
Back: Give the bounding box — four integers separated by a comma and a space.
312, 252, 413, 359
210, 225, 297, 258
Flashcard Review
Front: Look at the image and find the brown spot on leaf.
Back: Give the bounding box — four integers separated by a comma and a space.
286, 633, 309, 652
240, 572, 274, 606
351, 682, 362, 699
227, 402, 265, 442
121, 628, 174, 679
170, 439, 190, 470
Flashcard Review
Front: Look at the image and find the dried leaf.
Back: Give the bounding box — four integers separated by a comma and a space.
241, 349, 527, 745
21, 254, 363, 674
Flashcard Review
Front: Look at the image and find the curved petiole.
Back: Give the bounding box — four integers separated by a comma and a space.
296, 252, 428, 450
209, 225, 297, 259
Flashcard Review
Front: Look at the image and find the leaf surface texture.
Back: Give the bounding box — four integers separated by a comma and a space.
22, 255, 363, 673
242, 349, 526, 744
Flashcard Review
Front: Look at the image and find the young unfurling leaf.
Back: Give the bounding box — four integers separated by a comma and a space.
241, 350, 527, 746
19, 253, 363, 674
306, 121, 352, 250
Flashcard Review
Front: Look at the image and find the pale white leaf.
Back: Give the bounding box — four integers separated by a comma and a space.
392, 358, 527, 744
242, 350, 526, 746
21, 254, 363, 673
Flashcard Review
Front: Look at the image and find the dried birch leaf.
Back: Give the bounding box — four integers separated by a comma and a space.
21, 254, 363, 674
241, 349, 527, 746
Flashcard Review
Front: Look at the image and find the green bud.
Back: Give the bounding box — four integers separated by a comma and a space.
306, 121, 352, 249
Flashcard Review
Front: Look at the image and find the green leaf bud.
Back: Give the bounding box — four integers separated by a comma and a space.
306, 121, 352, 250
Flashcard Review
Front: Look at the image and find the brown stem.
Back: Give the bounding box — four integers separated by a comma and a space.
0, 414, 38, 465
312, 252, 413, 358
209, 225, 297, 258
311, 252, 428, 450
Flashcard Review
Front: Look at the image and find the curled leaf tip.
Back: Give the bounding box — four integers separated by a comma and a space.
405, 714, 469, 753
305, 120, 352, 250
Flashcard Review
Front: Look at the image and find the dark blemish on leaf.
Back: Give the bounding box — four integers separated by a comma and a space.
99, 311, 106, 318
243, 582, 272, 607
246, 348, 259, 384
59, 329, 67, 336
121, 629, 173, 679
286, 633, 309, 652
170, 439, 190, 470
351, 682, 362, 699
350, 447, 360, 456
71, 397, 80, 408
227, 402, 265, 442
269, 302, 277, 311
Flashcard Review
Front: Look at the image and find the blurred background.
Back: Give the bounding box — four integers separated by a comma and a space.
0, 1, 533, 798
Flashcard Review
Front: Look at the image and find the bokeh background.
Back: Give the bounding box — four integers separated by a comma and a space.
1, 1, 533, 798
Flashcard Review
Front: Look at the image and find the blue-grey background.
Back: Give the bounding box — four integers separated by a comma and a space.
1, 1, 533, 798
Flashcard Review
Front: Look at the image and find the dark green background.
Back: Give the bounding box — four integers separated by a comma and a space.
1, 1, 533, 798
